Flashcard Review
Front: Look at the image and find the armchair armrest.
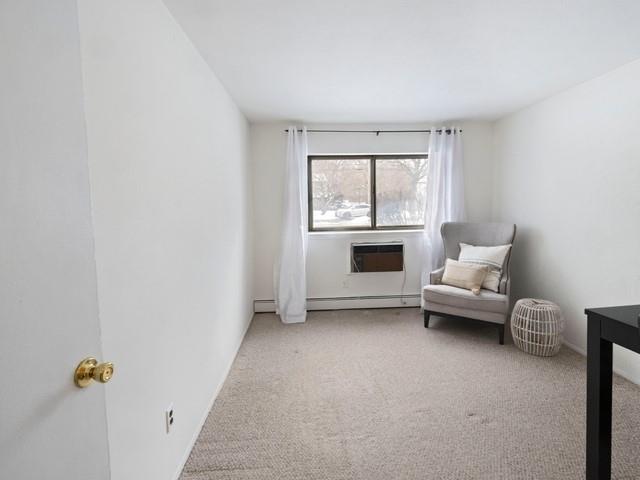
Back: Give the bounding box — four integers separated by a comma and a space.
430, 267, 445, 285
499, 276, 511, 296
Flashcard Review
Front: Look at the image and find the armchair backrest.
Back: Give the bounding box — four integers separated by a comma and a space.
441, 222, 516, 294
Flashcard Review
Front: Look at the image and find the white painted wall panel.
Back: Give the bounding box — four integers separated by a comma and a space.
493, 59, 640, 382
77, 1, 253, 478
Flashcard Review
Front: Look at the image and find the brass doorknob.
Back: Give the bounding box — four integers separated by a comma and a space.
74, 357, 114, 388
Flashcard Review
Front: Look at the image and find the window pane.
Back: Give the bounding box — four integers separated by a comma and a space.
311, 159, 371, 229
375, 158, 427, 227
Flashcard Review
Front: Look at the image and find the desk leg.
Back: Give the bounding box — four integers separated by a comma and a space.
586, 316, 613, 480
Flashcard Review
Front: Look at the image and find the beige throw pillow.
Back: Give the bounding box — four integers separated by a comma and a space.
458, 243, 512, 292
441, 259, 488, 295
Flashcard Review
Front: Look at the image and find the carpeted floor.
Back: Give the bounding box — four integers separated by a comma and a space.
180, 308, 640, 480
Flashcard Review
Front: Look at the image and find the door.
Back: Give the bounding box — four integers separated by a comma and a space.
0, 1, 110, 479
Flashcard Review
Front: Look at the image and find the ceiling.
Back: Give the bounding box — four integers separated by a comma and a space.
163, 0, 640, 123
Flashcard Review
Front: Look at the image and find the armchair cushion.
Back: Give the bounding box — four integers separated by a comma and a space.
423, 284, 508, 314
441, 259, 488, 294
458, 243, 512, 292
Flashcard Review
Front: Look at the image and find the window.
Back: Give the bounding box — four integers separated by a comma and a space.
308, 154, 428, 231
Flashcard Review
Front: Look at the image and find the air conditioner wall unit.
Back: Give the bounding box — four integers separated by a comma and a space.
351, 241, 404, 273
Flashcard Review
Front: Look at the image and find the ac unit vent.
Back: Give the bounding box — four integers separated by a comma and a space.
351, 242, 404, 273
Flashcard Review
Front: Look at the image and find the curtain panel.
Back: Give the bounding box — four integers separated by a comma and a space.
274, 127, 309, 323
421, 127, 466, 290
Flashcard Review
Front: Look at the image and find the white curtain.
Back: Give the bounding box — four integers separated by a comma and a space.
421, 127, 465, 288
274, 126, 309, 323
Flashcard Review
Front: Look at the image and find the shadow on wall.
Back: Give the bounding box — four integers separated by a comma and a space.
506, 225, 544, 305
507, 225, 577, 327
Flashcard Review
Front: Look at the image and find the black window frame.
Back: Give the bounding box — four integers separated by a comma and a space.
307, 154, 428, 232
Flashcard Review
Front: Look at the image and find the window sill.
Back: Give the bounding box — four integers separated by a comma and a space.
308, 229, 423, 237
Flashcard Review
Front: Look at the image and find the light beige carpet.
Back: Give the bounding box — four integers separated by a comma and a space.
180, 308, 640, 480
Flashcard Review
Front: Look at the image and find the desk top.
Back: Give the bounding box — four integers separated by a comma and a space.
585, 305, 640, 328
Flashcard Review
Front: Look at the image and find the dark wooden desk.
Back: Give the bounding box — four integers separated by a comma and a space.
585, 305, 640, 480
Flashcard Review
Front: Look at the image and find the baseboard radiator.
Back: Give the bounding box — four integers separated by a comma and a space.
254, 294, 421, 312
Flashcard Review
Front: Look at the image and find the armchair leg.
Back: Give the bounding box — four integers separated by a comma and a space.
424, 311, 431, 328
498, 324, 505, 345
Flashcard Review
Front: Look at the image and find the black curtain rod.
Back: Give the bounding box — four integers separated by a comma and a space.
283, 128, 460, 135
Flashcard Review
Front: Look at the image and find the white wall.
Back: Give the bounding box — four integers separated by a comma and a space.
492, 59, 640, 381
0, 1, 109, 479
77, 1, 253, 479
251, 122, 494, 308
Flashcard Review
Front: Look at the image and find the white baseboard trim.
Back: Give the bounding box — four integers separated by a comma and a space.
563, 338, 639, 385
172, 311, 253, 480
254, 294, 421, 313
562, 339, 586, 357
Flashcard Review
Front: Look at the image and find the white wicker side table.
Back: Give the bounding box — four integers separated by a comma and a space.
511, 298, 564, 356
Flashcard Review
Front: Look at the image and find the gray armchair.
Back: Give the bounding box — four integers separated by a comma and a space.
423, 222, 516, 344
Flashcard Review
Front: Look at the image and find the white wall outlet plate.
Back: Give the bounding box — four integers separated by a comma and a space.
165, 403, 174, 434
